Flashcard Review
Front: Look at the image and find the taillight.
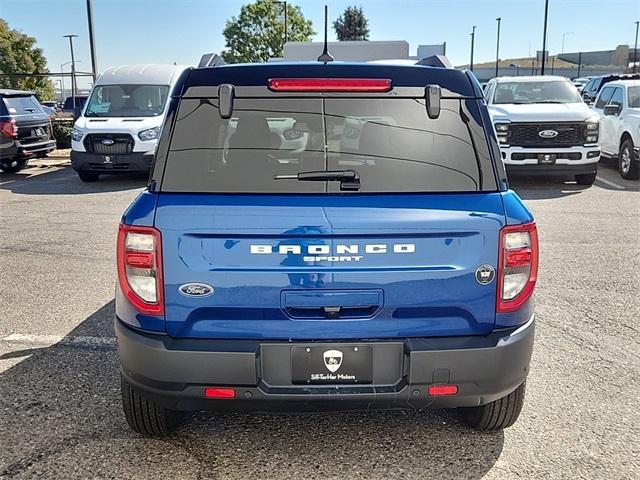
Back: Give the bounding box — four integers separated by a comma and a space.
497, 222, 538, 313
268, 78, 392, 92
117, 224, 164, 315
0, 119, 18, 138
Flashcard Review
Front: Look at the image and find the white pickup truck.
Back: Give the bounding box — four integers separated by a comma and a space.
591, 79, 640, 179
484, 76, 601, 185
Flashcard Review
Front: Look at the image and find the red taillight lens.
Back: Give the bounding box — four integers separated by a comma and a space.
0, 119, 18, 138
117, 224, 164, 315
204, 388, 236, 399
497, 222, 538, 313
268, 78, 392, 92
428, 385, 458, 396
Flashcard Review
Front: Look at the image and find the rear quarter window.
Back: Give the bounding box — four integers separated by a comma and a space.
160, 95, 494, 194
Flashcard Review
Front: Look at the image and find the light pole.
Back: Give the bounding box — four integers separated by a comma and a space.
86, 0, 97, 80
470, 25, 477, 72
60, 60, 81, 101
541, 0, 549, 74
633, 21, 639, 73
495, 17, 501, 78
63, 34, 78, 112
561, 31, 573, 54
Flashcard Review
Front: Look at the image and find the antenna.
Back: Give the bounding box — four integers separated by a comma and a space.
317, 5, 334, 63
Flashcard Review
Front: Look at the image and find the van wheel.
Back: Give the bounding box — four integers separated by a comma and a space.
121, 375, 181, 436
575, 172, 597, 185
619, 138, 639, 180
459, 381, 526, 431
78, 172, 100, 182
0, 159, 28, 173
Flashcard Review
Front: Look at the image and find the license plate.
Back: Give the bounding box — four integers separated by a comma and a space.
291, 345, 373, 384
538, 153, 557, 165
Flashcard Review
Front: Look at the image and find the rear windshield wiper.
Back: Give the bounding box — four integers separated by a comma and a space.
274, 169, 361, 191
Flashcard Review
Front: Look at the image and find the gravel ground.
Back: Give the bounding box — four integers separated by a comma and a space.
0, 158, 638, 479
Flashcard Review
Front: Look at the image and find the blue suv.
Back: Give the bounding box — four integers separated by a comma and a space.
115, 61, 538, 435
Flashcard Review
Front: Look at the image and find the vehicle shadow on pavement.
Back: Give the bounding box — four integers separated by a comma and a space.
509, 176, 591, 200
0, 302, 504, 480
0, 166, 147, 195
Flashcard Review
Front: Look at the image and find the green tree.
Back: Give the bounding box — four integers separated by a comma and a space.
0, 19, 55, 100
333, 6, 369, 41
222, 0, 314, 63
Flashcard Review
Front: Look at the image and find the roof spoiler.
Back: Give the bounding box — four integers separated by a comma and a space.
416, 55, 453, 69
198, 53, 225, 68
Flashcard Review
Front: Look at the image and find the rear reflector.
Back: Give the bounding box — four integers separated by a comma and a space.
204, 388, 236, 399
428, 385, 458, 396
268, 78, 392, 92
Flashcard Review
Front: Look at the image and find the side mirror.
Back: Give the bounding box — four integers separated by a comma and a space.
425, 84, 441, 119
603, 104, 621, 116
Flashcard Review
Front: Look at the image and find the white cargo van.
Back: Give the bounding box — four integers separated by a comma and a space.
71, 64, 189, 182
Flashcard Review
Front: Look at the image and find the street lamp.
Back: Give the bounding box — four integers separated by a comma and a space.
561, 31, 573, 54
541, 0, 549, 74
470, 25, 477, 72
495, 17, 502, 78
63, 34, 79, 113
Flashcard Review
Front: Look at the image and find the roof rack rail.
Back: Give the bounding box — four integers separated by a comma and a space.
198, 53, 225, 68
416, 55, 453, 69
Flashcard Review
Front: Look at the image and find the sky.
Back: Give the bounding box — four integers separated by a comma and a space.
2, 0, 639, 90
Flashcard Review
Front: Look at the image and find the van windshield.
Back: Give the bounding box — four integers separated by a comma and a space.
494, 81, 581, 104
84, 84, 169, 117
160, 96, 493, 193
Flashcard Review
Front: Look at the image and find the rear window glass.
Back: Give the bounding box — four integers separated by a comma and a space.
161, 96, 487, 193
2, 95, 44, 115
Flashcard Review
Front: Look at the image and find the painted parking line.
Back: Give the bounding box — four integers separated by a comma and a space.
1, 333, 116, 347
595, 176, 626, 190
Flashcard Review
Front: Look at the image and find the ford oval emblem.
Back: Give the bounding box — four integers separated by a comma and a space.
101, 138, 115, 145
538, 129, 558, 138
179, 283, 214, 297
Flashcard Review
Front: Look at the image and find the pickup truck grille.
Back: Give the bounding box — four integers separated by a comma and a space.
508, 122, 587, 147
84, 133, 134, 155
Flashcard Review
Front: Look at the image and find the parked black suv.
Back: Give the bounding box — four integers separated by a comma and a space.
581, 74, 640, 104
0, 89, 56, 173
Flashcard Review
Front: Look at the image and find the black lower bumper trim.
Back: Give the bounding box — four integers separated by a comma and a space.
506, 163, 597, 176
116, 317, 535, 412
71, 150, 153, 174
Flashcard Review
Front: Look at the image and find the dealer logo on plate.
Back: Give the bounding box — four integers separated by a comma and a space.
323, 350, 343, 373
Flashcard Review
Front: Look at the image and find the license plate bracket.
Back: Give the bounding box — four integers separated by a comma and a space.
537, 153, 557, 165
291, 345, 373, 385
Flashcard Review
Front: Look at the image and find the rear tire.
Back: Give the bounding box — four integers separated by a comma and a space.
0, 158, 28, 173
78, 171, 100, 182
618, 138, 639, 180
121, 375, 181, 436
575, 172, 597, 185
459, 381, 526, 431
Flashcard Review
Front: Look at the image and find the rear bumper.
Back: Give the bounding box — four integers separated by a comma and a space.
0, 139, 56, 161
71, 150, 153, 174
116, 315, 535, 412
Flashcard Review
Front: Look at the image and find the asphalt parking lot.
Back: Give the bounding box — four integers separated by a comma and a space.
0, 158, 638, 480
